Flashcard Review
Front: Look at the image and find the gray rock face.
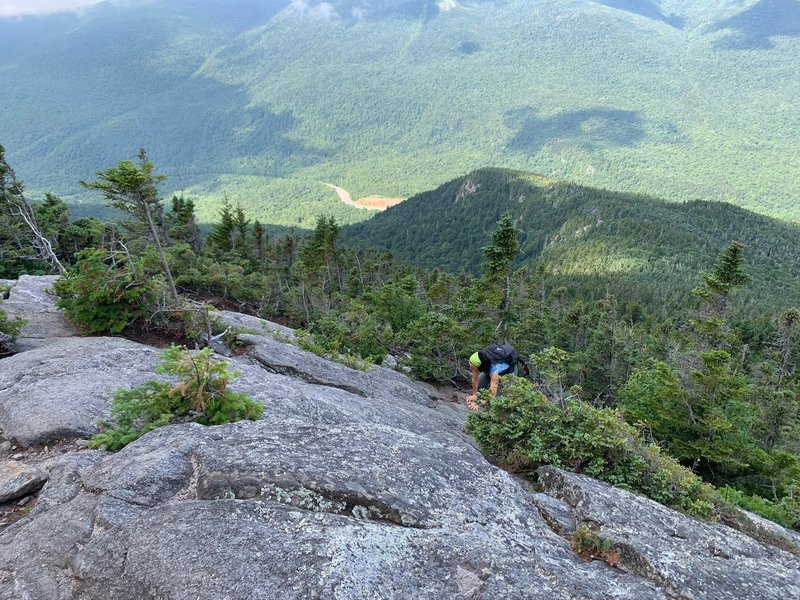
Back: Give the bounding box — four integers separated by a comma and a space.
532, 492, 577, 536
2, 420, 668, 600
537, 466, 800, 600
239, 333, 435, 408
2, 275, 76, 351
235, 331, 468, 436
0, 461, 46, 502
0, 337, 161, 447
732, 509, 800, 555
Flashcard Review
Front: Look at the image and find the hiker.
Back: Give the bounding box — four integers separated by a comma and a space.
465, 343, 519, 411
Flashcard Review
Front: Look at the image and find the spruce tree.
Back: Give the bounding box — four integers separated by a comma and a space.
207, 198, 236, 257
481, 211, 521, 340
81, 150, 178, 300
167, 195, 201, 253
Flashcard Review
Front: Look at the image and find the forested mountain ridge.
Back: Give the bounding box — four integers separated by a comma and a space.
2, 0, 800, 225
343, 167, 800, 315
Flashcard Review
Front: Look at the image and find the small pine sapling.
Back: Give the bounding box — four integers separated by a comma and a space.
90, 345, 262, 450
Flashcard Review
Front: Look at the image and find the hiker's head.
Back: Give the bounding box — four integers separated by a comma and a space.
469, 350, 491, 371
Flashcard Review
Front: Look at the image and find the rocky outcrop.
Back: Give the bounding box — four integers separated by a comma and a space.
1, 275, 76, 351
536, 467, 800, 600
2, 419, 669, 600
1, 276, 799, 599
0, 337, 162, 446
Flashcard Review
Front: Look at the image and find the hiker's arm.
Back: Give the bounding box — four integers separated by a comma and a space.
466, 365, 480, 408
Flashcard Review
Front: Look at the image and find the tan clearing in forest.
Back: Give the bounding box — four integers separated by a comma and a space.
324, 183, 405, 211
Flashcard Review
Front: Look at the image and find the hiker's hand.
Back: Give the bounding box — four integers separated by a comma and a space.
466, 395, 479, 411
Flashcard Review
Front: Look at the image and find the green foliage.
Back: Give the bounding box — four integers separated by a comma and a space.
0, 302, 25, 355
719, 486, 800, 531
400, 311, 469, 381
167, 195, 201, 253
694, 241, 751, 300
531, 346, 582, 405
81, 150, 166, 220
481, 211, 522, 337
81, 150, 178, 299
90, 345, 262, 451
481, 211, 521, 283
54, 248, 160, 334
295, 329, 372, 371
622, 355, 760, 478
466, 376, 717, 520
206, 198, 238, 258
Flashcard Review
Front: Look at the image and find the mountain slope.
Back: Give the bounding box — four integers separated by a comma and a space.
343, 167, 800, 315
1, 0, 799, 224
3, 275, 799, 598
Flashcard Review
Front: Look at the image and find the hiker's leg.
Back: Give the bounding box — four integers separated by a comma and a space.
477, 372, 490, 390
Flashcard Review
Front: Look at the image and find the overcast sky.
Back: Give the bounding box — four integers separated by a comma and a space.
0, 0, 104, 17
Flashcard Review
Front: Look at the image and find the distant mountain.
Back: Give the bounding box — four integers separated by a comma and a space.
1, 0, 800, 226
342, 167, 800, 315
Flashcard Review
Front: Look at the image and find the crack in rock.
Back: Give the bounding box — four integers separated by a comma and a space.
198, 474, 430, 529
250, 354, 368, 398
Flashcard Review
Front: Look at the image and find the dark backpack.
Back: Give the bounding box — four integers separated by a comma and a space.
484, 343, 518, 372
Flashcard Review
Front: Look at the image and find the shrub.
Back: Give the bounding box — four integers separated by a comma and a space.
572, 525, 621, 566
466, 376, 717, 520
90, 345, 262, 450
0, 304, 25, 355
54, 248, 161, 334
295, 328, 372, 371
718, 486, 800, 530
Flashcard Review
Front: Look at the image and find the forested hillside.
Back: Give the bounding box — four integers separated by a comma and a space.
343, 168, 800, 316
2, 0, 800, 225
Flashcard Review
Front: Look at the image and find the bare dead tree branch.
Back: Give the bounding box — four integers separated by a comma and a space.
0, 145, 67, 275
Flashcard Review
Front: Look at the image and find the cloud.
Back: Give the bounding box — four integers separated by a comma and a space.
288, 0, 309, 15
0, 0, 104, 17
287, 0, 339, 20
313, 2, 337, 19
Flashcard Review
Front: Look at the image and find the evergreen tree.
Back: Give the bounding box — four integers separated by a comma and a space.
207, 198, 236, 257
81, 150, 178, 300
233, 203, 250, 256
167, 195, 201, 253
481, 211, 521, 340
253, 220, 266, 266
692, 241, 751, 348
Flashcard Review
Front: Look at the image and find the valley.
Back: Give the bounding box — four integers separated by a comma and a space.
1, 0, 799, 226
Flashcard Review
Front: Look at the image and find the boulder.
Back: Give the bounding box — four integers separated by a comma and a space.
229, 360, 467, 439
235, 332, 468, 437
537, 466, 800, 600
0, 337, 161, 447
213, 309, 295, 341
0, 461, 46, 503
